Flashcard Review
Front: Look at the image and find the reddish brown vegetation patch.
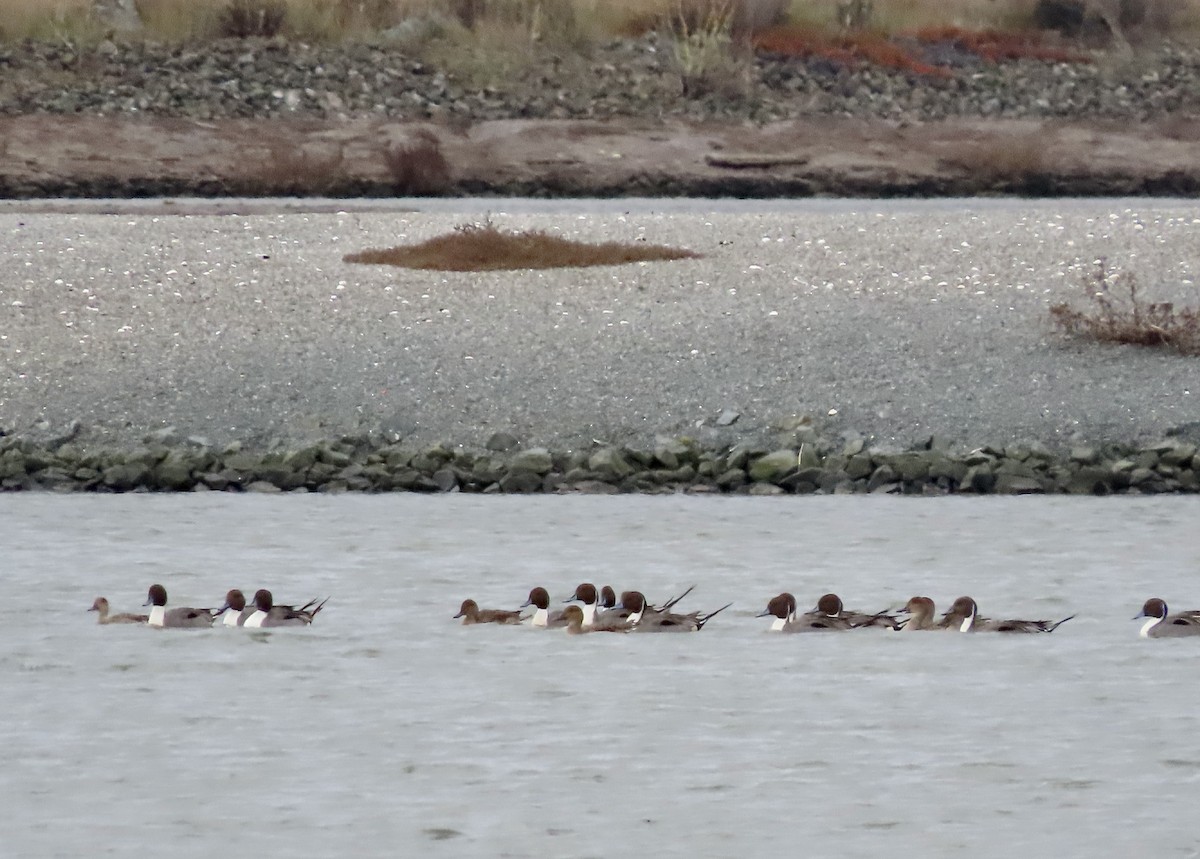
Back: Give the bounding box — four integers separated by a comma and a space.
343, 221, 701, 271
911, 26, 1091, 64
755, 25, 952, 77
754, 24, 1090, 77
1050, 260, 1200, 355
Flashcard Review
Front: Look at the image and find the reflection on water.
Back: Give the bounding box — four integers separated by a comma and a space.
3, 494, 1199, 859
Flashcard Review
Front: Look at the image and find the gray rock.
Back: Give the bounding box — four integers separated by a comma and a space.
485, 431, 522, 452
246, 480, 284, 493
747, 449, 797, 483
715, 409, 740, 427
994, 474, 1046, 494
508, 447, 554, 475
588, 447, 634, 480
499, 471, 544, 493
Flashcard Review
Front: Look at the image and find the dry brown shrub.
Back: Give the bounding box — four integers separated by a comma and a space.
251, 142, 347, 194
1050, 259, 1200, 354
344, 219, 701, 271
382, 130, 452, 195
939, 131, 1049, 183
218, 0, 288, 37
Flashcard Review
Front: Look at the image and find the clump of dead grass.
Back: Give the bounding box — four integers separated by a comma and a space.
1050, 259, 1200, 354
244, 142, 349, 194
382, 129, 453, 195
344, 219, 701, 271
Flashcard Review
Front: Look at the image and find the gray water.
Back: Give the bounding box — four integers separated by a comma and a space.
4, 494, 1200, 858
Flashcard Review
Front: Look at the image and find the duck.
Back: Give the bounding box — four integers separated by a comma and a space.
757, 593, 857, 632
563, 604, 628, 635
88, 597, 148, 625
1134, 598, 1200, 638
216, 589, 254, 627
810, 593, 902, 630
599, 585, 619, 614
455, 598, 522, 626
896, 596, 945, 631
242, 589, 327, 628
563, 583, 602, 629
940, 596, 1074, 633
520, 587, 570, 628
143, 584, 216, 629
618, 590, 730, 632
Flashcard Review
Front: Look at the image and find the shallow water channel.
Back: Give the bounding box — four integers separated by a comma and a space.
4, 493, 1199, 858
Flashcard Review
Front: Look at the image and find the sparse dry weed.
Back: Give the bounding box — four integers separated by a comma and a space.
382, 129, 453, 195
249, 141, 349, 194
344, 219, 701, 271
1050, 259, 1200, 355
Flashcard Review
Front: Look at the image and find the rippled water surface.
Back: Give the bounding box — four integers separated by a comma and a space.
4, 494, 1200, 858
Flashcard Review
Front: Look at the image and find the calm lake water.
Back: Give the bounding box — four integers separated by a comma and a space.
4, 494, 1200, 858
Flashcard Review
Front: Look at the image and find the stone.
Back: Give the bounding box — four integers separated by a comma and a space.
508, 447, 553, 475
485, 431, 521, 452
866, 464, 897, 492
747, 449, 798, 483
886, 452, 930, 482
1069, 446, 1100, 464
961, 465, 995, 493
102, 462, 151, 491
431, 467, 460, 491
245, 480, 283, 493
154, 453, 196, 490
715, 409, 740, 427
588, 447, 634, 480
994, 474, 1046, 494
748, 482, 785, 496
844, 453, 873, 479
715, 468, 746, 489
499, 471, 544, 493
1065, 465, 1112, 495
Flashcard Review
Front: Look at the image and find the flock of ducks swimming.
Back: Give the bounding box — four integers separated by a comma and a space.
88, 583, 1200, 638
455, 585, 1200, 638
89, 584, 327, 628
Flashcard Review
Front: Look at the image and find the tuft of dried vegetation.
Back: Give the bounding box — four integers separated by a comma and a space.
344, 219, 701, 271
939, 130, 1051, 185
250, 142, 349, 194
382, 129, 453, 195
667, 0, 750, 97
218, 0, 288, 37
1050, 259, 1200, 355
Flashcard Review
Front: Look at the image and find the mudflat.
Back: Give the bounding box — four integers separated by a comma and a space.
2, 199, 1197, 454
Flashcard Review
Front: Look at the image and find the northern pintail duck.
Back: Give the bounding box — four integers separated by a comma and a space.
618, 590, 730, 632
520, 587, 570, 628
243, 590, 327, 628
455, 598, 522, 626
144, 584, 216, 629
757, 593, 856, 632
89, 597, 148, 625
599, 585, 618, 614
811, 593, 902, 630
1134, 598, 1200, 638
941, 596, 1074, 633
896, 596, 943, 631
216, 589, 254, 627
564, 583, 601, 629
563, 604, 628, 635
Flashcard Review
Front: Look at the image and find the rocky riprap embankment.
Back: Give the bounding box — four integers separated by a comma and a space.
1, 35, 1199, 123
3, 427, 1198, 496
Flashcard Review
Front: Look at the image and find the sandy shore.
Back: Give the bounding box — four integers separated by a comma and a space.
2, 198, 1197, 455
3, 115, 1200, 199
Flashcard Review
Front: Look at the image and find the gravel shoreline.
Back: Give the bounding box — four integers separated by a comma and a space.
4, 36, 1200, 124
2, 199, 1198, 494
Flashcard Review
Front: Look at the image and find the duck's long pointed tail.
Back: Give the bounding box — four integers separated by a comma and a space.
696, 602, 733, 630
